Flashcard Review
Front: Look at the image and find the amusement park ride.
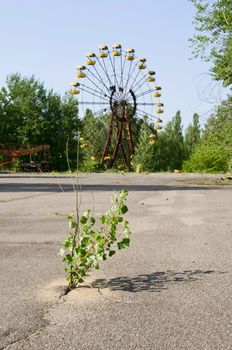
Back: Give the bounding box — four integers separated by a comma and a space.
0, 144, 50, 171
70, 43, 164, 169
1, 44, 164, 172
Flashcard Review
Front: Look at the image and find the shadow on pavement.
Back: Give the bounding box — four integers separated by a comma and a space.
0, 183, 217, 193
91, 270, 215, 293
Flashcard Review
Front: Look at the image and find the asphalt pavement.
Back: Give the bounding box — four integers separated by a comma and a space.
0, 173, 231, 350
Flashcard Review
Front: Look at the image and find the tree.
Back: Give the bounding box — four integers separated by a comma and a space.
158, 111, 184, 170
184, 113, 201, 159
183, 97, 232, 172
0, 73, 80, 170
133, 118, 158, 172
0, 73, 47, 145
190, 0, 232, 86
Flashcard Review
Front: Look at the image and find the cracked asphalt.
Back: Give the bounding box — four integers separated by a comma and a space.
0, 173, 231, 350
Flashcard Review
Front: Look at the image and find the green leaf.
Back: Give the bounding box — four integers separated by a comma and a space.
74, 246, 82, 254
83, 209, 90, 217
117, 238, 130, 250
122, 238, 130, 246
120, 189, 128, 200
69, 220, 77, 229
117, 241, 125, 250
100, 215, 106, 224
90, 217, 96, 226
93, 233, 100, 240
114, 216, 123, 224
64, 239, 72, 249
109, 250, 116, 257
67, 213, 75, 220
64, 254, 73, 264
81, 236, 90, 246
80, 216, 88, 224
123, 227, 131, 238
120, 205, 128, 214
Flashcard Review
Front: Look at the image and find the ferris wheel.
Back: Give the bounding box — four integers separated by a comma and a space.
70, 44, 164, 169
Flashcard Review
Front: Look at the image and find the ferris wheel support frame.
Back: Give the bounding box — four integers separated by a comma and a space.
70, 44, 164, 169
102, 86, 136, 169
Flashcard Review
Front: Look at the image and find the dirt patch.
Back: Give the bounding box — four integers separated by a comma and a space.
36, 278, 67, 302
65, 277, 112, 303
36, 277, 112, 304
175, 176, 232, 186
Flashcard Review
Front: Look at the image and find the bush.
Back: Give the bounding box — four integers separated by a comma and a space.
183, 144, 229, 173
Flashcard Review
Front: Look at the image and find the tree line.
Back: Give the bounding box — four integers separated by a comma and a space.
0, 0, 231, 173
0, 71, 231, 173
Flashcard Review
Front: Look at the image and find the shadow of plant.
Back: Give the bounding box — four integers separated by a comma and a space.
91, 270, 215, 293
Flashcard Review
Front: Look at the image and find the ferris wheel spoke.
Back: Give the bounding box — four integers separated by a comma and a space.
85, 117, 111, 146
86, 72, 108, 94
119, 53, 125, 90
136, 107, 153, 116
91, 106, 111, 117
128, 118, 144, 138
85, 67, 110, 93
84, 74, 110, 99
126, 70, 140, 96
135, 110, 150, 119
107, 51, 117, 86
122, 62, 138, 100
135, 113, 154, 125
131, 75, 149, 95
85, 121, 107, 139
136, 108, 160, 121
79, 84, 110, 102
122, 60, 133, 98
127, 66, 144, 93
84, 128, 104, 147
136, 102, 156, 106
78, 101, 109, 105
102, 58, 114, 89
113, 55, 120, 94
125, 91, 154, 104
107, 51, 119, 93
92, 64, 111, 91
133, 89, 153, 99
95, 56, 114, 87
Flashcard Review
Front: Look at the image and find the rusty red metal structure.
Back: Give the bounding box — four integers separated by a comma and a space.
0, 144, 50, 168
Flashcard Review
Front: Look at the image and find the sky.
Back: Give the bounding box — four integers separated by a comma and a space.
0, 0, 229, 128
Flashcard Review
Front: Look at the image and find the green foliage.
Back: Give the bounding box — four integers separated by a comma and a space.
59, 190, 131, 289
183, 97, 232, 172
79, 158, 103, 172
184, 113, 201, 159
0, 73, 80, 170
190, 0, 232, 86
183, 143, 228, 172
11, 158, 21, 172
133, 112, 187, 172
133, 119, 158, 172
157, 111, 185, 171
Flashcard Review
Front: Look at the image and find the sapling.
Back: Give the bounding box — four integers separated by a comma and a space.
59, 189, 131, 290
